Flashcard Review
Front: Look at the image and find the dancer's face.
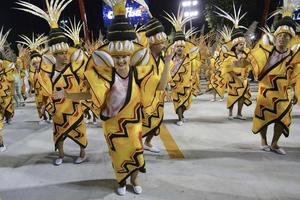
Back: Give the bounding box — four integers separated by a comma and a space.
150, 42, 166, 55
235, 42, 245, 52
176, 45, 185, 56
275, 33, 291, 49
112, 55, 130, 70
54, 51, 69, 66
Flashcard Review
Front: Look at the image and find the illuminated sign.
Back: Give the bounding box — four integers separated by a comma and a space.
102, 0, 150, 27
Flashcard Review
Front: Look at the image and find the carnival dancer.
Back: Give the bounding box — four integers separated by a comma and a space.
136, 4, 169, 153
57, 0, 173, 194
216, 3, 252, 120
16, 0, 89, 165
164, 8, 199, 126
246, 2, 300, 154
0, 28, 14, 151
17, 34, 51, 124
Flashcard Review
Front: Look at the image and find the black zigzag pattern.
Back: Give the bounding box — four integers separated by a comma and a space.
255, 67, 293, 121
106, 105, 142, 152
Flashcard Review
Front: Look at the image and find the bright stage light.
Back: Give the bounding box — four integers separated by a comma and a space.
182, 1, 192, 7
182, 0, 198, 7
184, 11, 199, 17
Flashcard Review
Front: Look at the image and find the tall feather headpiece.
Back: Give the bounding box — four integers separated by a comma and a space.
62, 18, 83, 46
15, 0, 73, 29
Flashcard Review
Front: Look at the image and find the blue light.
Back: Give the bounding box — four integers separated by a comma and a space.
102, 0, 150, 27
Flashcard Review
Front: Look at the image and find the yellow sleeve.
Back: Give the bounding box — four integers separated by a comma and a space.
37, 71, 53, 96
191, 58, 200, 74
168, 61, 174, 84
247, 52, 260, 80
221, 56, 234, 82
135, 64, 160, 110
84, 59, 111, 110
290, 54, 300, 104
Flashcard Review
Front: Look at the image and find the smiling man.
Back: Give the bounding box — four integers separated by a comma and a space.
248, 15, 300, 155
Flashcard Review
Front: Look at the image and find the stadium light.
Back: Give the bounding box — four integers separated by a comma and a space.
181, 0, 199, 28
182, 0, 198, 7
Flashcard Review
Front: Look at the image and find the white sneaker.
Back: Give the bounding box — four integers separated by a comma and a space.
219, 98, 224, 102
235, 115, 246, 120
133, 185, 142, 194
74, 156, 87, 164
176, 120, 184, 126
54, 157, 64, 166
228, 115, 234, 120
117, 186, 126, 196
39, 119, 46, 125
271, 147, 286, 155
144, 145, 160, 153
182, 118, 188, 122
260, 145, 271, 152
0, 145, 7, 152
84, 118, 90, 124
93, 121, 98, 125
210, 99, 216, 102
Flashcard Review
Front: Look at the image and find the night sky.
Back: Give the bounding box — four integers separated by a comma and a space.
0, 0, 280, 46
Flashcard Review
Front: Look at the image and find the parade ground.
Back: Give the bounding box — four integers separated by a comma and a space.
1, 93, 300, 200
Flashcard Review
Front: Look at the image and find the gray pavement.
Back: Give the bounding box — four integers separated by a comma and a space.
0, 93, 300, 200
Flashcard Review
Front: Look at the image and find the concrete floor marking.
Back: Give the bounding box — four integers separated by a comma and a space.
159, 124, 184, 159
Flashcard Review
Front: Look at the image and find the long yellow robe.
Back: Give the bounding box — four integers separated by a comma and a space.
191, 55, 202, 96
84, 46, 160, 184
0, 61, 15, 120
221, 50, 252, 109
170, 54, 194, 114
142, 55, 165, 137
208, 55, 226, 98
248, 44, 300, 136
37, 47, 88, 149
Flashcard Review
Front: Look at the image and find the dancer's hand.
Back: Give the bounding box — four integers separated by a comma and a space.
165, 44, 177, 63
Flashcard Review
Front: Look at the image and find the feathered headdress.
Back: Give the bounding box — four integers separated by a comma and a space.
259, 25, 275, 45
17, 34, 48, 60
214, 2, 247, 30
269, 0, 298, 37
16, 44, 30, 70
215, 2, 247, 47
0, 27, 11, 51
132, 0, 166, 45
218, 26, 234, 43
15, 0, 72, 29
184, 27, 200, 41
103, 0, 136, 55
164, 7, 195, 45
62, 18, 83, 47
84, 31, 105, 55
16, 0, 72, 53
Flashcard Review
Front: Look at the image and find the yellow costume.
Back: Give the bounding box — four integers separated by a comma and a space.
208, 51, 226, 98
248, 44, 300, 136
38, 47, 88, 148
18, 34, 49, 120
141, 17, 168, 138
0, 60, 15, 121
248, 2, 300, 136
85, 45, 160, 183
170, 49, 195, 114
221, 49, 252, 109
164, 8, 197, 118
142, 55, 166, 137
16, 0, 88, 149
84, 0, 162, 184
